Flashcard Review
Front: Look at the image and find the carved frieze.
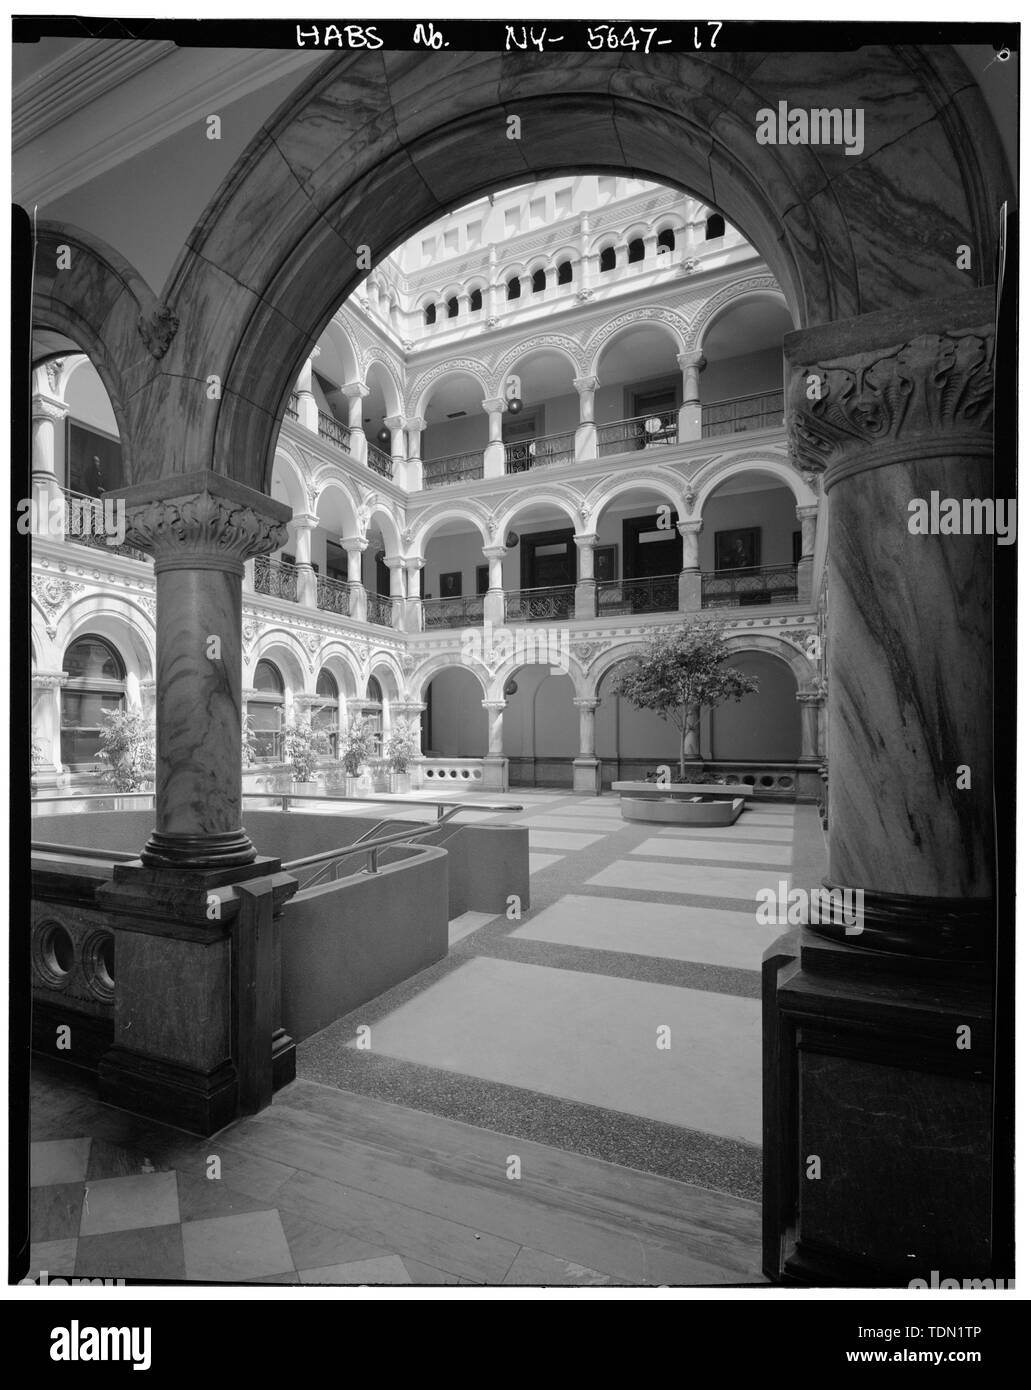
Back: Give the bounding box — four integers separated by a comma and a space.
123, 489, 290, 564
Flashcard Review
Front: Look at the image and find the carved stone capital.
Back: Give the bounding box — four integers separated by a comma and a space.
32, 395, 68, 423
137, 303, 180, 359
109, 471, 291, 574
785, 293, 995, 487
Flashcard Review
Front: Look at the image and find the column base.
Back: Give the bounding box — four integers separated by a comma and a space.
572, 757, 602, 794
811, 880, 993, 962
481, 756, 509, 792
98, 1047, 239, 1137
679, 569, 701, 611
141, 828, 259, 871
764, 930, 997, 1286
574, 581, 597, 620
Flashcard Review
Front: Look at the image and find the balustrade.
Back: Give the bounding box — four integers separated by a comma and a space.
366, 442, 395, 479
317, 409, 351, 451
504, 430, 575, 473
285, 393, 300, 421
701, 389, 784, 438
505, 584, 576, 622
316, 572, 350, 615
422, 451, 484, 488
596, 572, 679, 615
597, 409, 678, 457
253, 556, 299, 601
422, 594, 484, 629
701, 562, 798, 607
366, 590, 394, 627
57, 489, 151, 562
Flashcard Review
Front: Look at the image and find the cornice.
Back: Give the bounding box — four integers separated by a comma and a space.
14, 40, 178, 148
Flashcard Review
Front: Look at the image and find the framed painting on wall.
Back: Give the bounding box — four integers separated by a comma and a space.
594, 544, 617, 582
715, 526, 760, 571
67, 420, 123, 496
439, 571, 462, 598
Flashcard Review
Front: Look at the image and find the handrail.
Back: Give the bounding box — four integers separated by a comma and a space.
32, 791, 155, 805
31, 840, 140, 862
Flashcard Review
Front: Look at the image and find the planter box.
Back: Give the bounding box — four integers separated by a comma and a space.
612, 780, 752, 798
389, 771, 411, 795
619, 794, 746, 826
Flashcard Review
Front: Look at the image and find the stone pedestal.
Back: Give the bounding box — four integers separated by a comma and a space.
481, 756, 509, 792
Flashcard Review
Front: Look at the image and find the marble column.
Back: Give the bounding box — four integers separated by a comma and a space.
796, 689, 823, 762
340, 382, 369, 463
107, 471, 292, 869
31, 393, 69, 529
677, 350, 706, 442
482, 543, 507, 626
403, 557, 425, 632
785, 287, 995, 956
482, 699, 508, 791
482, 398, 506, 478
384, 555, 406, 629
295, 347, 320, 432
644, 233, 659, 265
795, 503, 819, 604
291, 512, 318, 608
574, 532, 598, 619
572, 698, 602, 794
677, 518, 703, 612
343, 538, 367, 622
614, 243, 629, 272
573, 375, 599, 463
31, 671, 67, 784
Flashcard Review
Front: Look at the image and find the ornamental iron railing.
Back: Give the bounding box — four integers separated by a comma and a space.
701, 390, 784, 438
596, 572, 679, 615
422, 594, 485, 629
253, 557, 299, 602
505, 584, 576, 622
701, 563, 798, 608
423, 451, 484, 487
504, 430, 575, 473
597, 409, 678, 456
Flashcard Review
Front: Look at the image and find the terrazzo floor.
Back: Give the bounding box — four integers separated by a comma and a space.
27, 789, 827, 1288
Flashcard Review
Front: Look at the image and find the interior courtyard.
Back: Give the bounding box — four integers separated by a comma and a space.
16, 31, 1015, 1291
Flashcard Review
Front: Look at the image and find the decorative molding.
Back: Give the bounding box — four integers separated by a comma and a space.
684, 275, 781, 350
123, 489, 290, 566
787, 327, 995, 477
137, 304, 180, 359
583, 304, 693, 367
407, 356, 491, 412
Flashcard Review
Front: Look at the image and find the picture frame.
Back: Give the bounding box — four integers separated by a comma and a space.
67, 419, 123, 496
715, 526, 760, 571
594, 544, 617, 583
439, 571, 462, 598
475, 564, 489, 595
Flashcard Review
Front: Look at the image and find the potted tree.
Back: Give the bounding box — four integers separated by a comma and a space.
31, 737, 45, 796
341, 715, 375, 798
611, 619, 759, 824
385, 718, 420, 795
96, 707, 156, 796
283, 715, 328, 795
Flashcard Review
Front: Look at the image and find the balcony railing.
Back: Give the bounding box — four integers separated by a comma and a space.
504, 430, 575, 473
285, 392, 300, 421
598, 409, 678, 457
701, 563, 798, 608
316, 572, 350, 616
505, 584, 576, 622
702, 390, 784, 438
422, 594, 484, 629
58, 490, 151, 562
317, 409, 351, 452
253, 557, 299, 602
366, 442, 395, 480
597, 572, 679, 615
423, 451, 484, 488
366, 590, 394, 627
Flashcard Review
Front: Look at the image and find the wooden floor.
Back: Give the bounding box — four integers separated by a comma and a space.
29, 1062, 763, 1286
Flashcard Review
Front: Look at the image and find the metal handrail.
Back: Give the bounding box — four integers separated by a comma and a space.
31, 840, 140, 862
32, 791, 155, 805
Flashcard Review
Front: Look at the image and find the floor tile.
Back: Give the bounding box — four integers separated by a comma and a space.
176, 1171, 278, 1223
86, 1139, 170, 1181
79, 1171, 180, 1237
449, 910, 498, 946
529, 853, 564, 875
528, 830, 605, 851
28, 1238, 78, 1279
586, 860, 786, 902
511, 894, 779, 971
31, 1138, 91, 1187
31, 1182, 85, 1242
181, 1209, 294, 1282
517, 816, 622, 833
279, 1209, 391, 1271
75, 1223, 186, 1281
630, 837, 793, 866
656, 825, 795, 841
299, 1255, 412, 1284
503, 1247, 622, 1286
401, 1257, 462, 1284
363, 955, 761, 1141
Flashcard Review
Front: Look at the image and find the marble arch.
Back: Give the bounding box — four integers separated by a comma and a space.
586, 305, 691, 378
490, 335, 586, 394
720, 631, 815, 689
248, 633, 309, 691
686, 276, 791, 353
53, 600, 156, 687
408, 361, 491, 419
413, 654, 489, 703
491, 487, 582, 536
409, 504, 491, 554
690, 455, 817, 517
312, 644, 363, 699
580, 471, 688, 533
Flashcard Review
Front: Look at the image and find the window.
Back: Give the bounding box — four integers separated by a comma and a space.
313, 668, 339, 757
443, 228, 459, 253
421, 237, 435, 262
599, 246, 616, 273
557, 260, 573, 285
705, 213, 726, 240
529, 197, 546, 223
248, 659, 285, 761
446, 296, 459, 319
60, 635, 126, 767
628, 237, 645, 264
657, 227, 676, 254
424, 303, 436, 326
507, 277, 521, 300
531, 268, 546, 294
469, 288, 483, 313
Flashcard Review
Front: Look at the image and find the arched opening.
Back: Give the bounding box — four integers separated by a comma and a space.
593, 485, 682, 615
705, 213, 726, 240
705, 651, 801, 762
418, 370, 489, 488
502, 666, 577, 788
699, 470, 801, 608
363, 675, 384, 756
247, 658, 285, 761
420, 512, 489, 624
699, 298, 793, 438
423, 302, 436, 326
598, 245, 616, 273
596, 655, 675, 785
657, 227, 676, 255
495, 496, 581, 616
627, 237, 645, 264
60, 634, 127, 769
469, 287, 483, 313
506, 276, 521, 300
499, 349, 578, 473
595, 323, 682, 455
446, 295, 459, 319
423, 668, 487, 758
531, 268, 546, 294
313, 668, 340, 758
556, 259, 573, 285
